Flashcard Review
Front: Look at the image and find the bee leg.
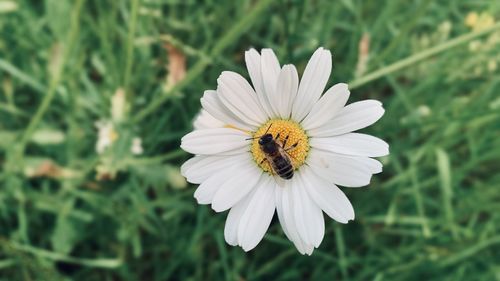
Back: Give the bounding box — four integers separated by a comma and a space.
275, 132, 280, 140
282, 134, 290, 148
285, 141, 299, 152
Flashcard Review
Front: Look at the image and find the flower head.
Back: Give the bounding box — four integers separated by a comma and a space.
95, 120, 118, 154
131, 137, 144, 155
181, 48, 388, 255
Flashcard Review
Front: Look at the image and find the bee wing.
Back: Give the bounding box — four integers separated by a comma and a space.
277, 144, 293, 161
262, 153, 276, 176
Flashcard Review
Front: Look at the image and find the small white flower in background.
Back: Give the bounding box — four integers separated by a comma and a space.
131, 137, 144, 155
111, 88, 127, 123
94, 89, 145, 181
95, 120, 118, 154
181, 48, 389, 255
96, 89, 144, 156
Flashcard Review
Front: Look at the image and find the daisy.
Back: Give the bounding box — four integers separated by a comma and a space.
181, 47, 389, 255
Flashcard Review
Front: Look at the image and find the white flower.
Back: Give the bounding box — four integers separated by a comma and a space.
131, 137, 144, 155
180, 48, 389, 255
95, 120, 118, 154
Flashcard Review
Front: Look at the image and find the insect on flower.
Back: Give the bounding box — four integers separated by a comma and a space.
247, 124, 297, 180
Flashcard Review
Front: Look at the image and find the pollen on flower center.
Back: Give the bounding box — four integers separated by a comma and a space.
251, 119, 309, 173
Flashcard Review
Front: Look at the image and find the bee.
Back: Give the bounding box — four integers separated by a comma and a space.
251, 125, 299, 180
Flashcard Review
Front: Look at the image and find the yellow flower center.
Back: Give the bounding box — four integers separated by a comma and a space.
251, 119, 309, 174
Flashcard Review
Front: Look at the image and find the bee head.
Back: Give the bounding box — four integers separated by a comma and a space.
258, 134, 273, 145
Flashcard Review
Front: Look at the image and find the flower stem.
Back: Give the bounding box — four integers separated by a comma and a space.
349, 22, 500, 89
123, 0, 140, 99
6, 241, 122, 268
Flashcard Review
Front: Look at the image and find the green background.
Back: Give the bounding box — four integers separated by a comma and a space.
1, 0, 500, 280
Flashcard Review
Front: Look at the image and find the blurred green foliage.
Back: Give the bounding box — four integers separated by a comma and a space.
1, 0, 500, 280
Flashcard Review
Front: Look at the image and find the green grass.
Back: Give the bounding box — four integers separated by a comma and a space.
1, 0, 500, 280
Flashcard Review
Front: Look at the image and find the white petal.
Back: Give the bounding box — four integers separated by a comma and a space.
365, 158, 383, 174
217, 71, 266, 126
237, 175, 275, 251
194, 162, 246, 204
274, 185, 291, 240
307, 149, 377, 187
213, 146, 252, 156
181, 128, 250, 155
273, 65, 299, 119
180, 156, 204, 178
292, 48, 332, 122
194, 173, 224, 204
200, 90, 253, 131
224, 195, 251, 246
181, 154, 250, 184
292, 173, 325, 247
310, 133, 389, 157
301, 167, 355, 223
193, 110, 224, 130
301, 83, 350, 130
211, 162, 262, 212
245, 49, 273, 118
260, 49, 281, 118
276, 182, 315, 255
309, 100, 385, 137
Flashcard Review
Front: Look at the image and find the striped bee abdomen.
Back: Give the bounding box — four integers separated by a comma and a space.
272, 156, 294, 180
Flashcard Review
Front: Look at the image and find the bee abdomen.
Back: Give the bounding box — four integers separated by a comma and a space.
273, 156, 294, 180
